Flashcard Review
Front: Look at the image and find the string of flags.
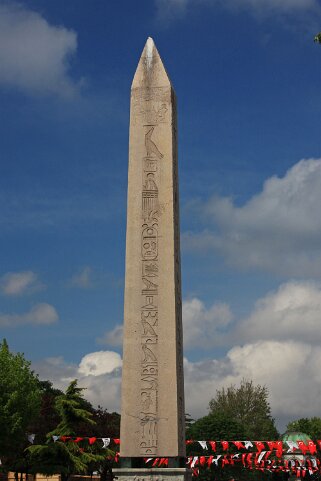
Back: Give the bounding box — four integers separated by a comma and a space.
26, 435, 119, 448
144, 454, 321, 477
1, 436, 318, 478
25, 436, 321, 455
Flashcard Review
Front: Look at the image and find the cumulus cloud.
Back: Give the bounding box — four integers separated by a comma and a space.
237, 281, 321, 344
98, 324, 124, 347
33, 350, 122, 412
0, 302, 58, 327
78, 351, 122, 376
69, 266, 93, 289
33, 340, 321, 431
183, 298, 233, 348
182, 281, 321, 348
98, 298, 232, 349
184, 340, 321, 430
0, 270, 44, 296
156, 0, 320, 18
184, 158, 321, 277
0, 3, 81, 97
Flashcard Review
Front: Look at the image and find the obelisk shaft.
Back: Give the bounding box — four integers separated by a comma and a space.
120, 38, 185, 458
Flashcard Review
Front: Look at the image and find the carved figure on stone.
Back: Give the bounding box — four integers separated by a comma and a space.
142, 344, 157, 363
143, 173, 158, 191
142, 310, 158, 325
142, 227, 158, 260
142, 320, 157, 336
145, 127, 163, 159
142, 277, 158, 294
142, 295, 157, 310
142, 261, 158, 277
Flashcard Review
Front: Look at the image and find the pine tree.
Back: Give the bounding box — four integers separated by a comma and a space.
28, 380, 112, 481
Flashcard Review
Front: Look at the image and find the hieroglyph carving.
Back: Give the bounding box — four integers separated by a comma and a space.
138, 87, 167, 456
132, 87, 170, 125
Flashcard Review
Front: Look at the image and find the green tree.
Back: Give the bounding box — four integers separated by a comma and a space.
186, 412, 276, 481
209, 379, 278, 440
0, 339, 41, 473
27, 380, 63, 444
286, 417, 321, 439
28, 380, 111, 481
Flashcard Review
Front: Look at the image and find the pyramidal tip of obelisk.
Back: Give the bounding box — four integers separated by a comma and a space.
131, 37, 173, 90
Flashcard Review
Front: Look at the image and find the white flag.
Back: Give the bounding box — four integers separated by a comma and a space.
52, 435, 59, 442
286, 440, 298, 452
191, 457, 198, 468
258, 451, 266, 463
102, 437, 111, 448
28, 434, 35, 444
198, 441, 208, 450
212, 455, 222, 466
244, 441, 253, 449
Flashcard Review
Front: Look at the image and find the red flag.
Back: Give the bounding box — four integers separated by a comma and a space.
74, 437, 83, 443
199, 456, 206, 466
233, 441, 245, 450
297, 440, 309, 455
89, 437, 96, 445
209, 441, 216, 452
60, 436, 71, 442
308, 441, 317, 454
186, 440, 193, 445
267, 441, 283, 457
255, 441, 265, 454
113, 438, 120, 444
221, 441, 229, 451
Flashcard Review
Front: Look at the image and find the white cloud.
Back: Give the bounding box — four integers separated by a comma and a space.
184, 340, 321, 430
33, 340, 321, 431
237, 281, 321, 344
156, 0, 319, 18
184, 158, 321, 277
0, 3, 81, 97
182, 281, 321, 348
0, 270, 44, 296
98, 324, 124, 347
98, 299, 232, 349
70, 266, 93, 289
0, 302, 58, 327
78, 351, 122, 376
33, 350, 122, 412
183, 298, 233, 348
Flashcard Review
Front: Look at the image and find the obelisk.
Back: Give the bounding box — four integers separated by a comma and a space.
117, 37, 187, 470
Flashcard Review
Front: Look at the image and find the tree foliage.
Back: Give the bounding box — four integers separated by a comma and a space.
27, 380, 111, 481
0, 339, 41, 470
186, 412, 278, 481
209, 379, 278, 440
287, 417, 321, 440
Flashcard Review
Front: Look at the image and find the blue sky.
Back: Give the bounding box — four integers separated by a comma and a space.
1, 0, 321, 431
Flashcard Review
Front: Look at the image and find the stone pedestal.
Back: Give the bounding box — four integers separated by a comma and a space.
113, 468, 192, 481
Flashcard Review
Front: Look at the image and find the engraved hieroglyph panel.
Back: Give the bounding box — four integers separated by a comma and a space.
131, 86, 171, 125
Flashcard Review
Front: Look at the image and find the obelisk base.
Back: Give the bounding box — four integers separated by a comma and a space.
113, 468, 192, 481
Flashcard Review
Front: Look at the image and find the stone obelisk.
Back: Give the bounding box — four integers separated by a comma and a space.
117, 37, 187, 470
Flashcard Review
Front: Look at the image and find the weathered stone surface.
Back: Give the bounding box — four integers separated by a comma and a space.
120, 38, 185, 458
113, 468, 192, 481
